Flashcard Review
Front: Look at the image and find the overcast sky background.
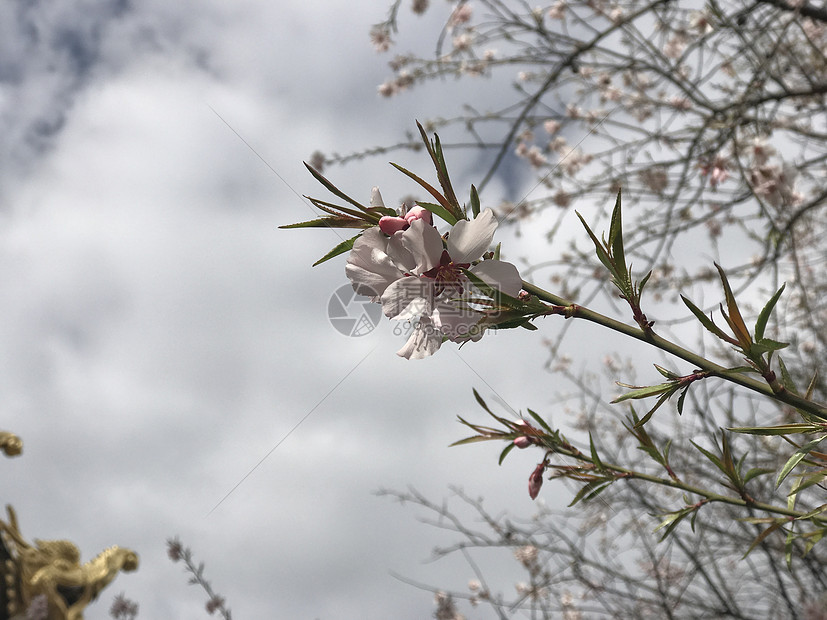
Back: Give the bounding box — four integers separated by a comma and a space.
0, 2, 673, 618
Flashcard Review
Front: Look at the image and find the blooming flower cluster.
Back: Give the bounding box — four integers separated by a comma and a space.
346, 189, 522, 359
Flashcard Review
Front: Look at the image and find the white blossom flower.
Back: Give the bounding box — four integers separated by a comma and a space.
346, 208, 522, 358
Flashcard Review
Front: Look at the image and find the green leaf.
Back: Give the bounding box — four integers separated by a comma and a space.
449, 435, 501, 447
791, 471, 827, 494
527, 408, 553, 434
750, 338, 789, 355
744, 467, 774, 483
608, 190, 630, 289
690, 439, 725, 472
304, 162, 369, 213
637, 270, 652, 296
473, 389, 495, 416
681, 295, 736, 344
568, 479, 613, 507
415, 201, 461, 227
715, 263, 752, 347
777, 356, 799, 395
777, 435, 827, 488
281, 216, 368, 230
653, 364, 680, 380
612, 382, 677, 403
498, 442, 517, 465
755, 283, 786, 341
635, 390, 675, 427
743, 520, 785, 559
469, 184, 481, 219
676, 386, 689, 415
312, 234, 362, 266
389, 163, 458, 224
654, 508, 693, 541
306, 195, 381, 221
416, 121, 461, 215
575, 211, 614, 274
589, 433, 604, 471
728, 423, 823, 435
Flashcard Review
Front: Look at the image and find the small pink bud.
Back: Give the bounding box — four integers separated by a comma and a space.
405, 206, 432, 225
528, 463, 545, 500
513, 436, 532, 449
378, 216, 409, 235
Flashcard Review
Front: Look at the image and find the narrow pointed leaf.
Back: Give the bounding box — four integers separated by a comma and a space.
654, 364, 680, 380
575, 211, 614, 273
498, 442, 517, 465
469, 184, 481, 218
776, 435, 827, 488
449, 435, 502, 447
568, 480, 613, 507
304, 162, 369, 212
690, 439, 724, 471
281, 217, 368, 230
728, 423, 823, 435
755, 283, 786, 341
589, 433, 604, 471
715, 263, 752, 346
389, 163, 457, 223
777, 356, 799, 395
681, 295, 736, 344
416, 122, 461, 213
635, 390, 675, 427
307, 195, 376, 220
743, 520, 785, 559
612, 382, 676, 403
608, 190, 629, 287
527, 408, 553, 433
415, 201, 461, 227
312, 234, 362, 266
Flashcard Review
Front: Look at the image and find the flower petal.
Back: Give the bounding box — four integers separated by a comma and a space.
370, 187, 385, 208
396, 317, 443, 359
345, 228, 404, 299
469, 259, 523, 297
432, 300, 484, 342
447, 208, 497, 263
400, 219, 444, 274
381, 276, 435, 320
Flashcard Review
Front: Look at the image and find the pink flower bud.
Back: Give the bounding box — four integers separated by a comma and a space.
528, 463, 545, 500
513, 436, 532, 449
404, 206, 433, 225
378, 216, 409, 235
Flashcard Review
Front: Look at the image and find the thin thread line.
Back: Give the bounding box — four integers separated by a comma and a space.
206, 346, 377, 516
206, 104, 346, 243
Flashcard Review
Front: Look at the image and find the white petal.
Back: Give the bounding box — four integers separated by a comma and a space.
432, 300, 484, 342
447, 208, 497, 263
381, 276, 435, 320
345, 228, 404, 299
396, 318, 443, 359
400, 219, 444, 274
370, 187, 385, 208
469, 259, 523, 297
386, 231, 417, 273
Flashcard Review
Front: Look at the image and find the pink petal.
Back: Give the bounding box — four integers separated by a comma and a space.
379, 216, 408, 235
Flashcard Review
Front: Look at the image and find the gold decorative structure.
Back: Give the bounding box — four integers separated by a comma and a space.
0, 505, 138, 620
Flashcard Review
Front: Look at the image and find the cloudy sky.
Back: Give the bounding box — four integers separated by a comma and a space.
0, 2, 643, 618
